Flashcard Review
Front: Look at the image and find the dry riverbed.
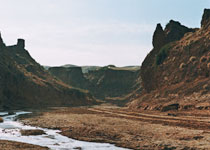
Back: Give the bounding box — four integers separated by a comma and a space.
20, 106, 210, 150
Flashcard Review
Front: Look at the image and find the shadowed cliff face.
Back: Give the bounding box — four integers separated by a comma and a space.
0, 36, 96, 110
129, 9, 210, 110
164, 20, 195, 43
49, 67, 89, 88
141, 20, 196, 92
49, 66, 141, 101
152, 23, 166, 50
201, 9, 210, 28
85, 67, 141, 99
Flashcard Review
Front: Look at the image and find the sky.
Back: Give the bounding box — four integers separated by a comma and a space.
0, 0, 209, 67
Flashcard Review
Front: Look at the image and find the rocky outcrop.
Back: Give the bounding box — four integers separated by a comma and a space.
152, 24, 166, 50
17, 39, 25, 49
152, 20, 193, 51
129, 9, 210, 111
141, 19, 196, 92
0, 34, 96, 110
201, 9, 210, 28
164, 20, 195, 43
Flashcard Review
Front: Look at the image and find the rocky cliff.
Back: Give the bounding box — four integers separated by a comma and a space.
0, 35, 96, 110
129, 9, 210, 111
49, 67, 89, 89
49, 66, 141, 102
85, 66, 141, 99
141, 20, 196, 92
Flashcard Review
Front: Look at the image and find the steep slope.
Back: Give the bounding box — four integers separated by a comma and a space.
0, 35, 95, 110
85, 66, 141, 99
129, 9, 210, 111
49, 67, 89, 88
48, 65, 141, 102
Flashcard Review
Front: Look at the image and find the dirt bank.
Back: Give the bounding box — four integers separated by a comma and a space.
0, 140, 48, 150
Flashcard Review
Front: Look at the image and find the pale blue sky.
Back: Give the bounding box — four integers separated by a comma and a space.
0, 0, 209, 66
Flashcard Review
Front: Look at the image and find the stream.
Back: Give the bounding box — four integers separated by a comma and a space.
0, 111, 129, 150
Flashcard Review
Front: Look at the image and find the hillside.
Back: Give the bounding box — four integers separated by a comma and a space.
85, 66, 141, 100
48, 65, 141, 103
49, 66, 90, 89
0, 35, 96, 110
129, 9, 210, 111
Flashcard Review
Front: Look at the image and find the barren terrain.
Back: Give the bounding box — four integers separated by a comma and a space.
20, 105, 210, 150
0, 140, 48, 150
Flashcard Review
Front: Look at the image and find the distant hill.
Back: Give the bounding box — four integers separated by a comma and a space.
44, 64, 100, 73
45, 64, 140, 73
0, 35, 96, 110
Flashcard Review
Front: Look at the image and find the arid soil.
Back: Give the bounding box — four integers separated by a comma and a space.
20, 105, 210, 150
0, 140, 48, 150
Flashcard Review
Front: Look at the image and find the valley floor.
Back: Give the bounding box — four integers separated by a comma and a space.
0, 140, 48, 150
19, 105, 210, 150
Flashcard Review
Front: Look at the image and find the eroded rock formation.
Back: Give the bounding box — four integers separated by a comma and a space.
17, 39, 25, 49
141, 19, 196, 92
201, 9, 210, 28
152, 23, 166, 50
164, 20, 195, 43
129, 9, 210, 111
